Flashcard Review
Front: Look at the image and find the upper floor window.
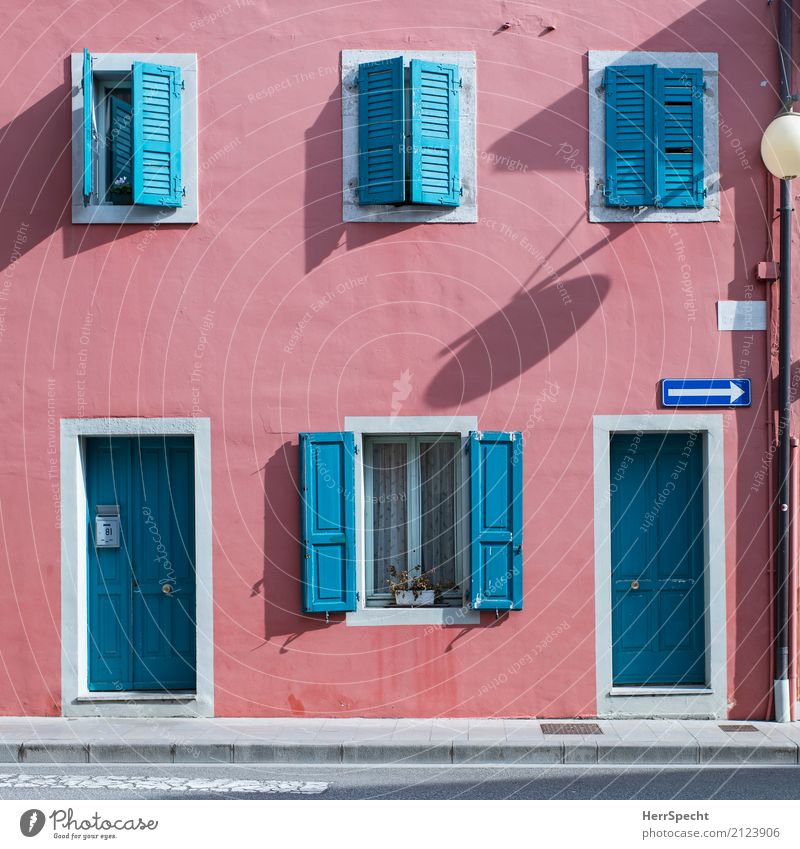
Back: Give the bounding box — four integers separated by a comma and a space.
588, 51, 719, 223
72, 50, 198, 224
342, 51, 477, 223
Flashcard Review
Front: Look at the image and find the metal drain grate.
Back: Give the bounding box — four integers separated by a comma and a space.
540, 722, 603, 735
719, 724, 760, 733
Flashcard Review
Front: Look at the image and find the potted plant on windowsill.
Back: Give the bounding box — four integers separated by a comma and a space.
387, 565, 435, 606
109, 176, 132, 205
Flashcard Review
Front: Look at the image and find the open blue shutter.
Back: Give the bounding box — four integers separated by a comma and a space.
109, 96, 133, 190
409, 60, 460, 206
132, 62, 182, 207
82, 48, 93, 204
605, 65, 655, 206
358, 57, 405, 204
300, 432, 357, 613
469, 431, 523, 610
655, 67, 704, 208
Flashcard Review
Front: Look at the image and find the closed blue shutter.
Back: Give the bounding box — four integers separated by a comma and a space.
109, 96, 133, 191
409, 60, 460, 206
358, 57, 405, 205
469, 431, 523, 610
132, 62, 182, 207
605, 65, 655, 206
655, 68, 704, 208
300, 432, 357, 613
82, 48, 93, 204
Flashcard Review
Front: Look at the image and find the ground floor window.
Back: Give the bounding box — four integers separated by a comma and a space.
364, 434, 463, 606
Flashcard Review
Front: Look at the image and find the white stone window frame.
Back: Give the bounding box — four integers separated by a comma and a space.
588, 51, 720, 224
345, 416, 480, 627
341, 50, 477, 224
593, 414, 727, 719
60, 417, 213, 717
70, 52, 199, 225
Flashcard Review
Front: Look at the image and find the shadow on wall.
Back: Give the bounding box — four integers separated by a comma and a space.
425, 273, 612, 407
303, 83, 420, 276
0, 58, 190, 272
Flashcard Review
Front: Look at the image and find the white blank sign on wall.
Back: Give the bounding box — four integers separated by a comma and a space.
717, 301, 767, 331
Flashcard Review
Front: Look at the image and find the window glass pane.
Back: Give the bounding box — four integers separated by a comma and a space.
369, 441, 408, 593
420, 440, 456, 590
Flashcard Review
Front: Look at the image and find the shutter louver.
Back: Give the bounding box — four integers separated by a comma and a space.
469, 431, 523, 610
357, 57, 406, 205
409, 60, 460, 206
655, 68, 705, 208
605, 65, 656, 206
132, 62, 182, 207
300, 432, 357, 613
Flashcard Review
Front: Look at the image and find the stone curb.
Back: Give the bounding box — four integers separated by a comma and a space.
0, 739, 796, 766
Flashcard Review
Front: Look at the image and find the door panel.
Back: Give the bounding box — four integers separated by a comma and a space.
86, 436, 196, 692
610, 433, 706, 686
87, 439, 133, 690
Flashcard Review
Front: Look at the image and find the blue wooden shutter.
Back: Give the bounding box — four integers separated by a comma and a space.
109, 96, 133, 191
605, 65, 655, 206
132, 62, 182, 207
409, 60, 460, 206
299, 432, 357, 613
469, 431, 523, 610
358, 57, 406, 204
655, 68, 704, 208
82, 48, 93, 204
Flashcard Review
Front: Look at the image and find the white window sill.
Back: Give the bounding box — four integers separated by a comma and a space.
609, 687, 713, 697
346, 607, 480, 627
75, 692, 196, 703
72, 205, 198, 225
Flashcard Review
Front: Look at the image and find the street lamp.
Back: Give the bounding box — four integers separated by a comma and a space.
761, 108, 800, 179
761, 92, 799, 722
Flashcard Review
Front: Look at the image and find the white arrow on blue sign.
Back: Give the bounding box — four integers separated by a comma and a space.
662, 378, 751, 407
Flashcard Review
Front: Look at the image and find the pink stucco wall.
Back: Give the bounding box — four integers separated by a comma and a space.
0, 0, 791, 717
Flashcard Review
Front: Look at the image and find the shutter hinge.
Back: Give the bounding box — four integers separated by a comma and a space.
353, 443, 359, 455
356, 591, 360, 602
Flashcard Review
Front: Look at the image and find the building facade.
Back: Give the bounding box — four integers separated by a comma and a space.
0, 0, 795, 720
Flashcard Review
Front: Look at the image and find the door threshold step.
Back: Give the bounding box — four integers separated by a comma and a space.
75, 692, 196, 703
609, 688, 713, 697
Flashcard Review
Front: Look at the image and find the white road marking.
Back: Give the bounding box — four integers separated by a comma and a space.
0, 774, 328, 794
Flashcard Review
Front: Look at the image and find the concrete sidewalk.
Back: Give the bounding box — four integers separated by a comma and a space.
1, 717, 799, 766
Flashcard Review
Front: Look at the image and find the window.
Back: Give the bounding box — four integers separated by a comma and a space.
342, 51, 477, 223
365, 435, 462, 606
71, 51, 198, 224
588, 51, 719, 223
299, 421, 523, 624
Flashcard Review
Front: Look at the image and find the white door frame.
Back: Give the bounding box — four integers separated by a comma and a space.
593, 413, 728, 718
60, 417, 213, 717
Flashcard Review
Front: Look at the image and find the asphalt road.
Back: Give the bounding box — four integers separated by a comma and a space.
1, 763, 799, 800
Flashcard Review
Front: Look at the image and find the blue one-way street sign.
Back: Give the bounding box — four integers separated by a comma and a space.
662, 378, 751, 407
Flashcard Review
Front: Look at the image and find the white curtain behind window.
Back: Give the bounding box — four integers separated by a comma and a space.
371, 442, 408, 593
420, 441, 456, 589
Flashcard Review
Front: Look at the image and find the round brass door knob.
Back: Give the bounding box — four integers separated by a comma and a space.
630, 580, 640, 590
162, 584, 172, 594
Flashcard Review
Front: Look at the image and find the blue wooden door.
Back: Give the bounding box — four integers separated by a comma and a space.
86, 437, 196, 691
610, 433, 705, 686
